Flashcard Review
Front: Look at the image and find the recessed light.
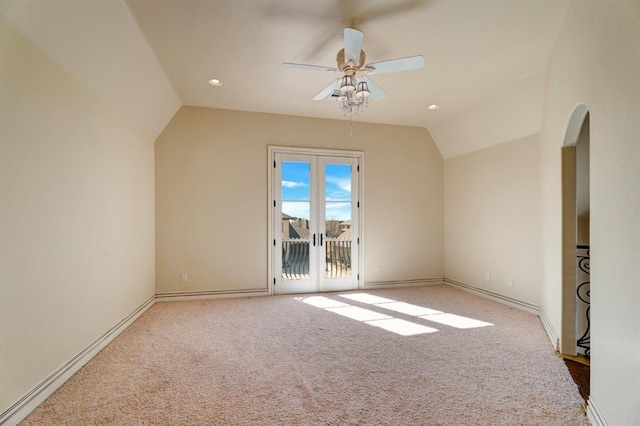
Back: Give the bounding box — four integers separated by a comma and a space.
427, 104, 440, 110
208, 78, 222, 86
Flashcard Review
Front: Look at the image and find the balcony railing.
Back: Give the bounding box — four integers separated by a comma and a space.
324, 238, 352, 278
576, 244, 590, 358
282, 239, 309, 280
282, 238, 352, 280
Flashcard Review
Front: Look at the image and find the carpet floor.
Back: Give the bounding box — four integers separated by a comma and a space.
22, 285, 589, 425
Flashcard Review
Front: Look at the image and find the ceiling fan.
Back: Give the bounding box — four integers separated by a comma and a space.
282, 27, 424, 117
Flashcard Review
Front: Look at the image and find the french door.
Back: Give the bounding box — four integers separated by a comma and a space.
270, 149, 361, 295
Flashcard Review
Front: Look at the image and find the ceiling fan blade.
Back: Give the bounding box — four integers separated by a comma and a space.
344, 28, 364, 64
282, 63, 337, 72
363, 77, 387, 101
313, 79, 340, 100
366, 55, 424, 75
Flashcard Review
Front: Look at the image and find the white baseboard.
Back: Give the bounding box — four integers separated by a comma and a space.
445, 279, 539, 315
363, 278, 444, 289
0, 296, 155, 426
445, 279, 561, 351
537, 305, 560, 352
155, 289, 269, 301
587, 397, 608, 426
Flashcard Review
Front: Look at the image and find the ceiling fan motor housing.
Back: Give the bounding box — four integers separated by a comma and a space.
337, 49, 366, 75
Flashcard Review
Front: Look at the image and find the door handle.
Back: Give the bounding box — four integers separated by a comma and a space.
319, 233, 324, 246
313, 233, 316, 246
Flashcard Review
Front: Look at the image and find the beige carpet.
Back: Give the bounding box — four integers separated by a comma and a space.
23, 285, 589, 425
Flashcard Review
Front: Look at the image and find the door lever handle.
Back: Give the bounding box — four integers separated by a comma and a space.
313, 234, 316, 246
319, 233, 324, 246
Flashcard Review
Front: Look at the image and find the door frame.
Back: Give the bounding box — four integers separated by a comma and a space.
267, 145, 364, 295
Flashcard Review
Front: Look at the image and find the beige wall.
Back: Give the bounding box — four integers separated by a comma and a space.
444, 134, 541, 305
155, 106, 444, 294
540, 0, 640, 423
0, 16, 155, 415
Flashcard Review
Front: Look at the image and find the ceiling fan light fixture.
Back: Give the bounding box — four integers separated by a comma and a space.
356, 81, 370, 98
340, 75, 355, 93
338, 77, 368, 118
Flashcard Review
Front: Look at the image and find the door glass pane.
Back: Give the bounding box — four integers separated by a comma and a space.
282, 161, 310, 201
281, 161, 311, 281
325, 164, 352, 201
325, 163, 352, 278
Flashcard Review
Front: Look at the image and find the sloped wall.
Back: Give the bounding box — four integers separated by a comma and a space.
0, 16, 156, 417
431, 70, 546, 159
0, 0, 181, 142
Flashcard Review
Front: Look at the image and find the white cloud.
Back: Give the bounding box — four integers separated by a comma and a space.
282, 180, 307, 188
325, 176, 351, 192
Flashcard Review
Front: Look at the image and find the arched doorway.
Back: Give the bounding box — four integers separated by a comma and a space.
561, 104, 590, 359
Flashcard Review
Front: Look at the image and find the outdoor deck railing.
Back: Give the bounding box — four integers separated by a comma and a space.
282, 239, 309, 279
324, 238, 352, 278
282, 238, 352, 280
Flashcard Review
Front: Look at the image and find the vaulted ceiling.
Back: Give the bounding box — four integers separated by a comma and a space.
1, 0, 570, 158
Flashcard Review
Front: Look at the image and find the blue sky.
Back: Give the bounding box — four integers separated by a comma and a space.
282, 162, 352, 221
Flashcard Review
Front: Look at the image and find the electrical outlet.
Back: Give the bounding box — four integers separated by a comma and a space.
508, 278, 514, 287
180, 273, 188, 283
374, 266, 380, 274
485, 273, 491, 281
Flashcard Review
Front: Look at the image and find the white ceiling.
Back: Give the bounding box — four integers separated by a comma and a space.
125, 0, 569, 131
2, 0, 570, 157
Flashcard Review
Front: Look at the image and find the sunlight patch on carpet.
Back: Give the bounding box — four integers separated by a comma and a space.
339, 293, 494, 330
299, 296, 350, 309
366, 318, 439, 336
339, 293, 394, 304
325, 306, 392, 322
296, 295, 436, 336
420, 313, 493, 329
297, 293, 494, 336
340, 294, 442, 316
371, 301, 442, 316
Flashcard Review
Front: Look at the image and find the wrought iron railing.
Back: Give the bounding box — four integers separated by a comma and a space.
576, 244, 590, 358
282, 239, 310, 280
282, 238, 352, 280
325, 238, 352, 277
